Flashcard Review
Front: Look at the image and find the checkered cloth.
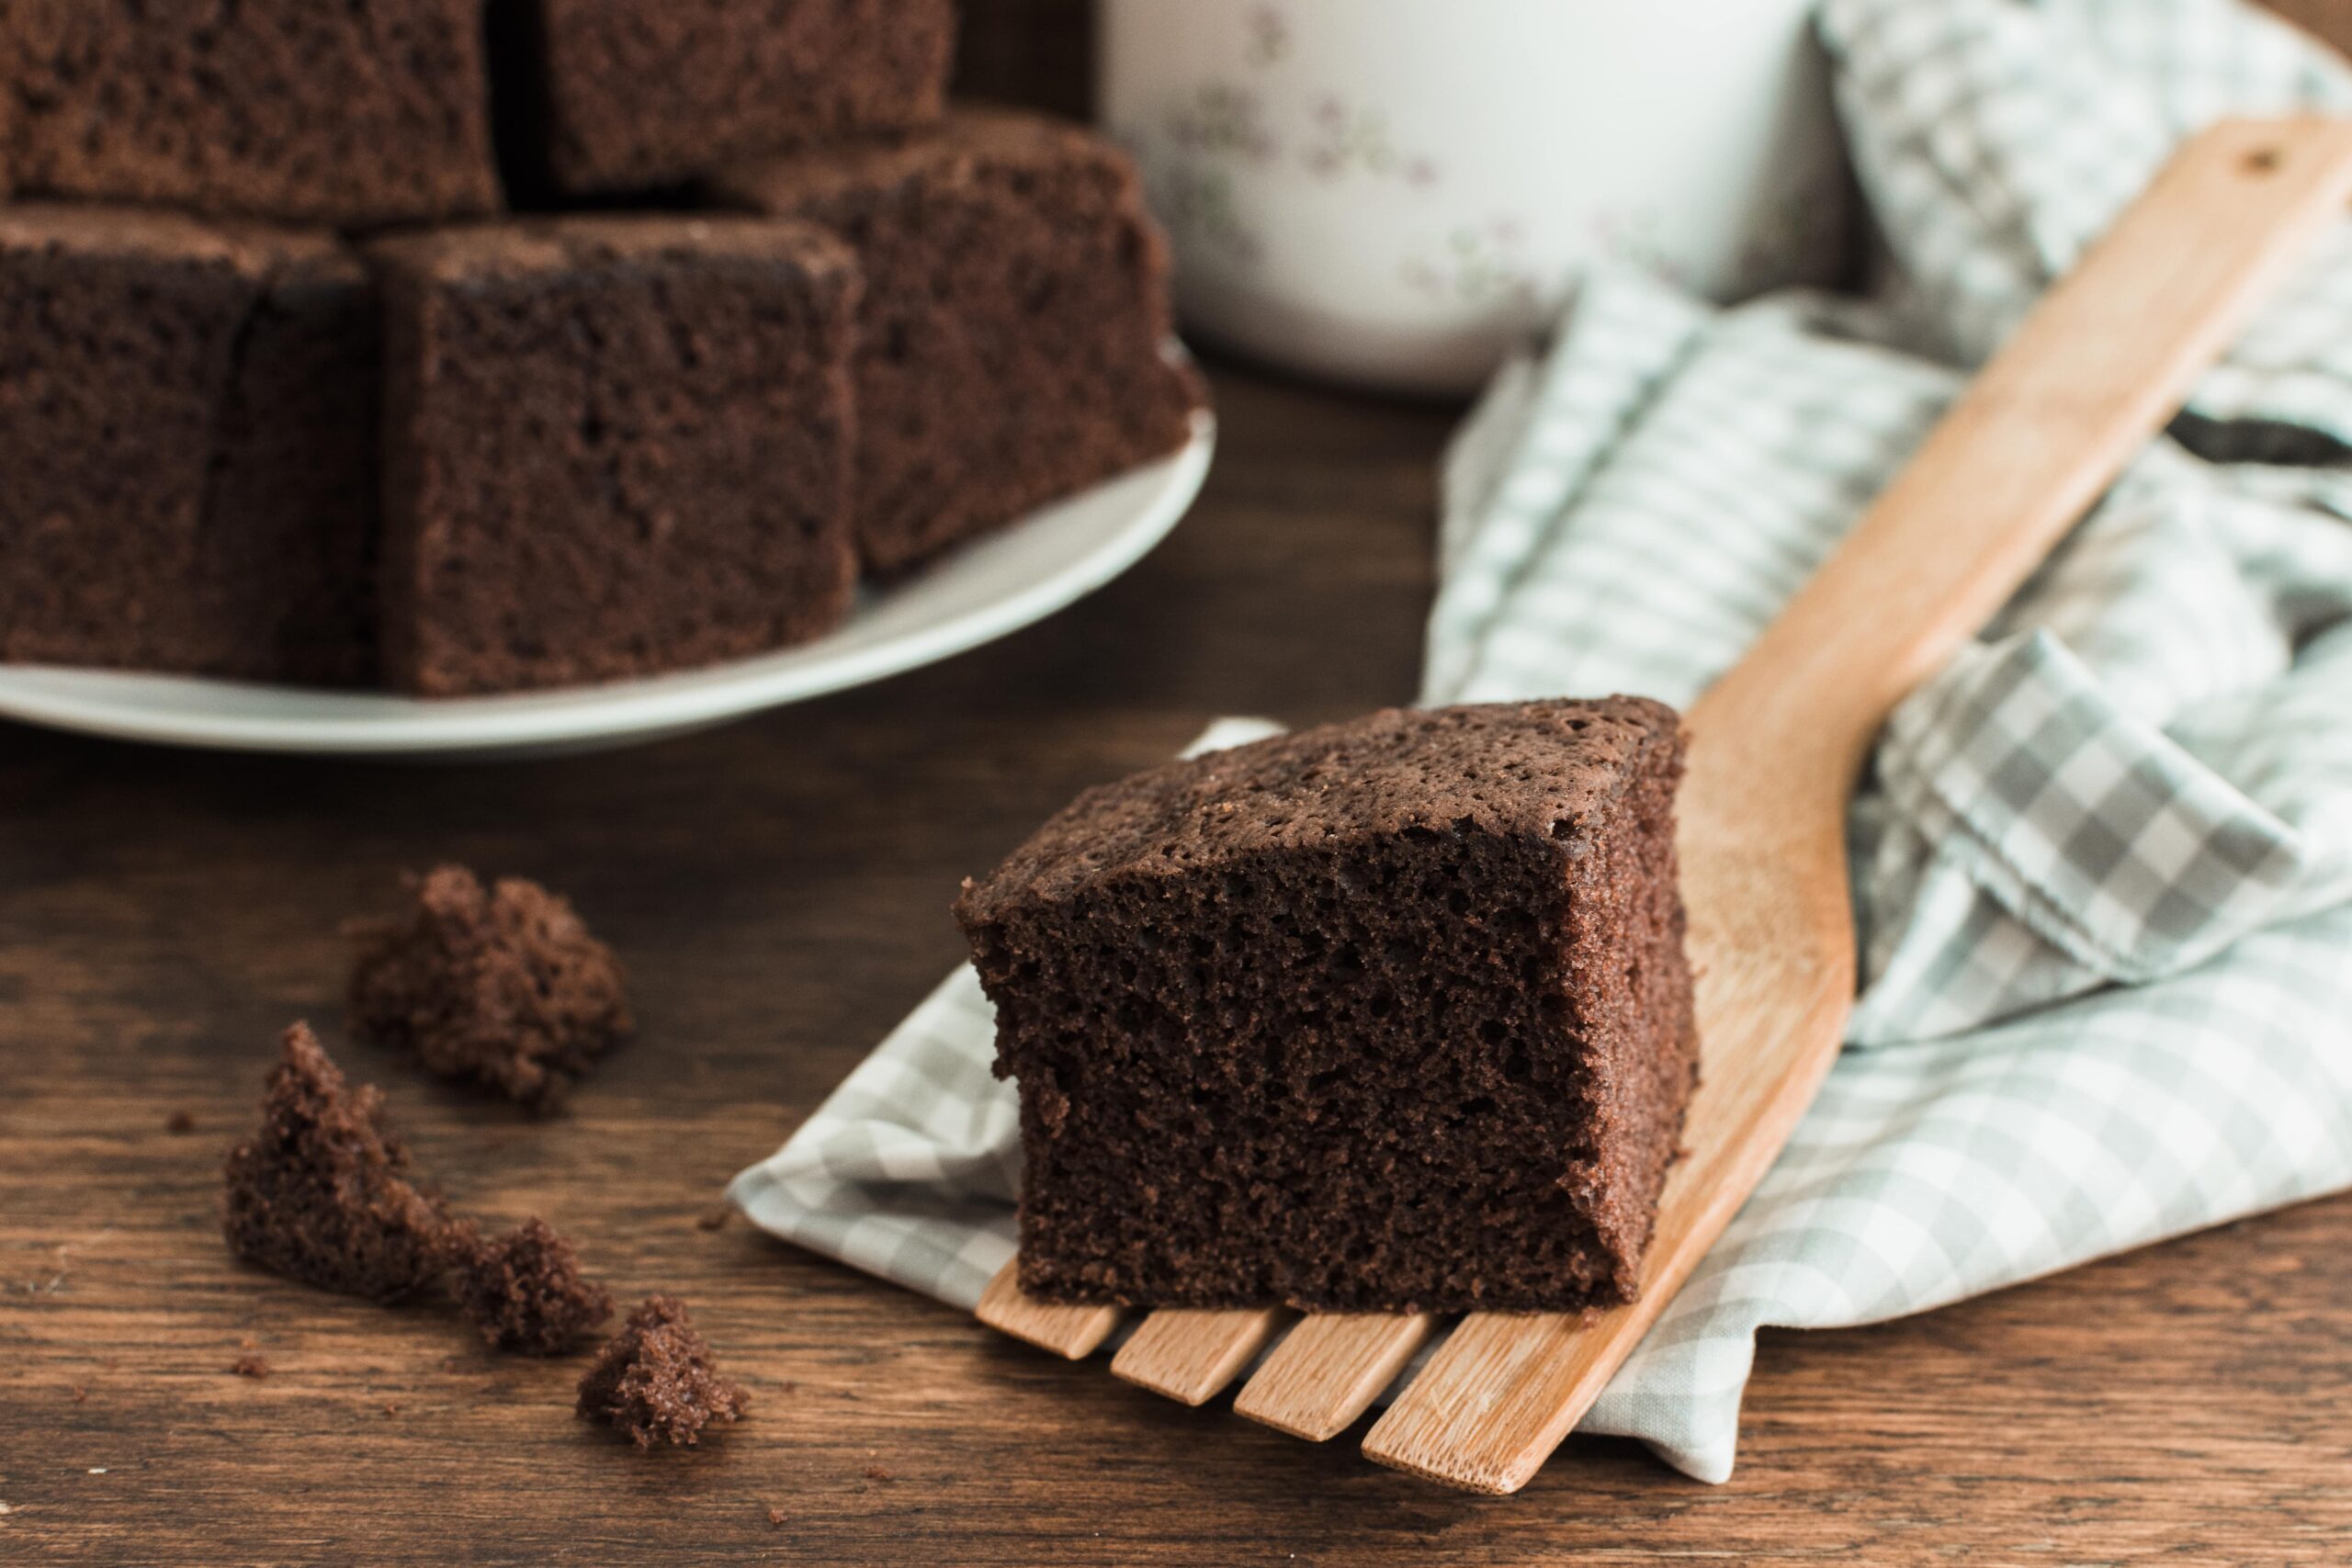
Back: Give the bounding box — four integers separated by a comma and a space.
733, 0, 2352, 1483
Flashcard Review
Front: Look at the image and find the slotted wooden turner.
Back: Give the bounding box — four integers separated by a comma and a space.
975, 117, 2352, 1493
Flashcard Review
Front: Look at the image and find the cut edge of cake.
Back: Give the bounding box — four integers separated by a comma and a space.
956, 697, 1697, 1314
0, 203, 380, 683
709, 104, 1207, 577
368, 213, 863, 696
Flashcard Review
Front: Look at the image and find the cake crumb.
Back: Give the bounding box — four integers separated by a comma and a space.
765, 1507, 787, 1528
381, 1402, 401, 1417
863, 1464, 896, 1483
449, 1216, 613, 1354
576, 1295, 748, 1450
695, 1207, 733, 1233
220, 1023, 450, 1301
165, 1111, 196, 1134
230, 1355, 270, 1379
70, 1385, 87, 1404
347, 865, 632, 1112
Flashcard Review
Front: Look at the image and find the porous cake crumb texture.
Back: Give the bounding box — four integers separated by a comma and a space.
221, 1022, 450, 1301
369, 216, 860, 694
713, 107, 1204, 576
576, 1296, 749, 1449
348, 863, 634, 1112
0, 205, 379, 683
451, 1216, 615, 1354
525, 0, 956, 195
2, 0, 502, 226
956, 697, 1697, 1313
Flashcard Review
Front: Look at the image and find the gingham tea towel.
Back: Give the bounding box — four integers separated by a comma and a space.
733, 0, 2352, 1482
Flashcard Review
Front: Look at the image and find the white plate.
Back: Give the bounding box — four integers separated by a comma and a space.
0, 413, 1214, 761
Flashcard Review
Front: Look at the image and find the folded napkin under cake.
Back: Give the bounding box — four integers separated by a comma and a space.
733, 0, 2352, 1481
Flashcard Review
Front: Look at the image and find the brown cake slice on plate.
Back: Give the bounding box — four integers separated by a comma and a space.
0, 205, 379, 685
711, 106, 1206, 577
0, 0, 500, 227
510, 0, 957, 196
369, 216, 860, 696
956, 698, 1697, 1314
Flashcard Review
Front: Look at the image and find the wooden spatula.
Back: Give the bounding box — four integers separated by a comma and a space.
978, 116, 2352, 1493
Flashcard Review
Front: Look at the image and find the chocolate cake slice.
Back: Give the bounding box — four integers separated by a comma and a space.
347, 864, 634, 1111
222, 1023, 451, 1301
955, 698, 1697, 1313
1, 0, 501, 227
0, 206, 379, 685
511, 0, 956, 196
370, 216, 860, 695
712, 107, 1205, 576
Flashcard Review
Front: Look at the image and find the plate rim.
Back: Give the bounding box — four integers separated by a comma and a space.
0, 413, 1215, 758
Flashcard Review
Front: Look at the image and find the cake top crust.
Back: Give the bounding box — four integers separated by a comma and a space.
0, 202, 356, 281
709, 105, 1140, 213
957, 696, 1681, 920
365, 214, 855, 290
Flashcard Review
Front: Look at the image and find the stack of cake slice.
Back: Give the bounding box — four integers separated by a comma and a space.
0, 0, 1204, 695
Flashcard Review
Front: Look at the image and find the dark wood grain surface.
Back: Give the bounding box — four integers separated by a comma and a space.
2, 365, 2346, 1565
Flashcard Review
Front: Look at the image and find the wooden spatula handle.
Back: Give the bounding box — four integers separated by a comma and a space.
1708, 115, 2352, 792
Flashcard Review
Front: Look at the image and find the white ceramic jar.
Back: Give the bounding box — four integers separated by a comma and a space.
1098, 0, 1850, 394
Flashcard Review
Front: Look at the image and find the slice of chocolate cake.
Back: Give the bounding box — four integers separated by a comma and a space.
370, 216, 860, 695
222, 1023, 451, 1301
513, 0, 956, 196
2, 0, 501, 227
0, 206, 379, 685
955, 698, 1697, 1313
711, 107, 1205, 576
577, 1296, 750, 1449
347, 864, 633, 1111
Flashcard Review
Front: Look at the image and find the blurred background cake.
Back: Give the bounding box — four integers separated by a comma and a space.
0, 0, 1205, 695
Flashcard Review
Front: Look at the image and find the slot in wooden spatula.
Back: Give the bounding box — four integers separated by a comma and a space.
977, 116, 2352, 1493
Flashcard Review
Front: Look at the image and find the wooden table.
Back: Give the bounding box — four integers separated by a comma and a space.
2, 365, 2345, 1565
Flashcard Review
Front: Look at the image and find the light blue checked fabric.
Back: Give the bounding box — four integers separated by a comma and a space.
735, 0, 2352, 1483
